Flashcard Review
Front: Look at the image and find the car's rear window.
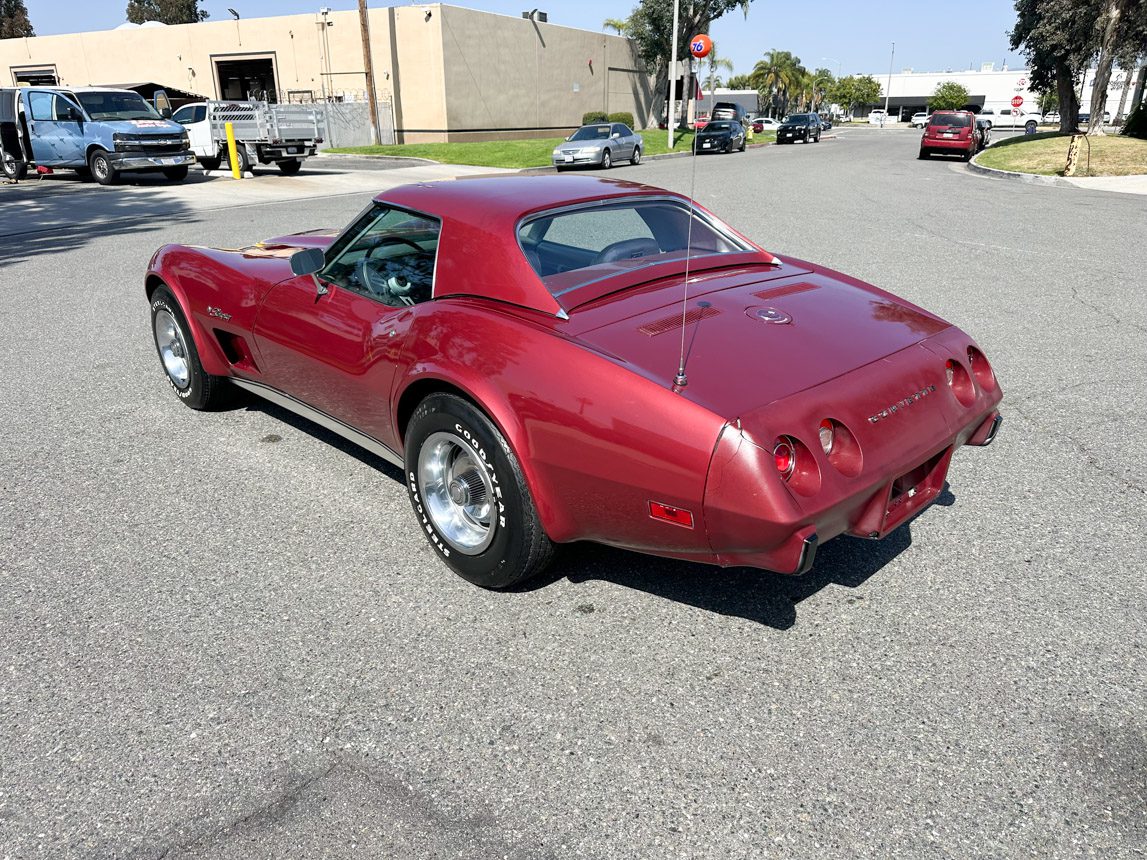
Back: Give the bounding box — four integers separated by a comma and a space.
518, 198, 749, 297
706, 121, 734, 131
929, 113, 970, 127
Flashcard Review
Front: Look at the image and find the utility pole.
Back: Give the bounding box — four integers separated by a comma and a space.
358, 0, 381, 145
668, 0, 679, 149
883, 41, 894, 123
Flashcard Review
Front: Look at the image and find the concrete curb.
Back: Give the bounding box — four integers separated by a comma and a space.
315, 151, 441, 166
965, 155, 1068, 186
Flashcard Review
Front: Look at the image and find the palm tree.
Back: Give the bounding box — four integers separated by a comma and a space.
751, 50, 805, 117
811, 67, 834, 112
703, 49, 735, 92
602, 17, 629, 35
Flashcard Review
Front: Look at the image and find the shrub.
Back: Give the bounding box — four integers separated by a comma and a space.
1121, 103, 1147, 139
607, 111, 635, 128
581, 111, 608, 125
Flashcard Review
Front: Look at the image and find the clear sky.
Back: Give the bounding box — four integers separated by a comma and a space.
22, 0, 1030, 78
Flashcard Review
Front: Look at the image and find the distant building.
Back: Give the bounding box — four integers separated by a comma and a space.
858, 66, 1136, 121
0, 4, 654, 143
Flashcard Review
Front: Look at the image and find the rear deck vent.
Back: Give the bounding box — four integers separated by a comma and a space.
752, 281, 819, 301
639, 305, 721, 336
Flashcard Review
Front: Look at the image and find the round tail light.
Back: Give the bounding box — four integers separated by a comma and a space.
967, 346, 997, 391
945, 358, 976, 406
773, 438, 796, 479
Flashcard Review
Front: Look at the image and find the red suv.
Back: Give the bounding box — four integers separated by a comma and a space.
918, 111, 983, 161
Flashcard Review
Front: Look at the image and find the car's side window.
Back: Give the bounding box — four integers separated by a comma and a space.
618, 124, 633, 137
28, 92, 54, 121
172, 106, 193, 124
319, 204, 441, 308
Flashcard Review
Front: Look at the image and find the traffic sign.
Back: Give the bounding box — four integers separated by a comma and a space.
1011, 96, 1024, 108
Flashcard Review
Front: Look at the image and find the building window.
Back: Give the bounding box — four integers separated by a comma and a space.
11, 66, 58, 87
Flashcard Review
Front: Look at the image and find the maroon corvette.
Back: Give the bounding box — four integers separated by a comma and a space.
146, 175, 1002, 588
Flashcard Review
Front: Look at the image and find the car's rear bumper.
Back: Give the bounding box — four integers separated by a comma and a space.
703, 329, 1003, 574
920, 136, 973, 153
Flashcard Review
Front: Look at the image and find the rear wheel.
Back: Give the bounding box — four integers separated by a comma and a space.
228, 145, 251, 174
277, 158, 302, 175
405, 394, 554, 589
89, 149, 118, 185
2, 150, 28, 181
162, 165, 188, 182
150, 286, 228, 410
600, 149, 612, 170
198, 156, 221, 171
918, 148, 929, 159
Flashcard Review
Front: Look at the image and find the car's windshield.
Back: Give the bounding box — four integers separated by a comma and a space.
73, 91, 162, 121
569, 125, 610, 141
518, 198, 750, 298
930, 113, 970, 127
706, 121, 734, 131
782, 114, 810, 125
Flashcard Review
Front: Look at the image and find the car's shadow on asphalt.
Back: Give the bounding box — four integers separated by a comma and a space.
240, 394, 956, 630
523, 485, 957, 630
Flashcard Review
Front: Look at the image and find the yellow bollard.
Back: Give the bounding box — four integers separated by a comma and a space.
225, 122, 242, 180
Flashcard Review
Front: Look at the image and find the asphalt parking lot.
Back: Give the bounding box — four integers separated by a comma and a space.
1, 129, 1144, 859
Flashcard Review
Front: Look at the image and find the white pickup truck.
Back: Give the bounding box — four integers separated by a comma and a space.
172, 100, 323, 174
976, 106, 1042, 133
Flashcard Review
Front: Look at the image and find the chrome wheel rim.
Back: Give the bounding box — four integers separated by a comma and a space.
418, 431, 496, 555
93, 156, 108, 180
153, 309, 191, 389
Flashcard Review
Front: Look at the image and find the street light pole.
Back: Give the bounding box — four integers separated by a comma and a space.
668, 0, 679, 149
883, 41, 894, 122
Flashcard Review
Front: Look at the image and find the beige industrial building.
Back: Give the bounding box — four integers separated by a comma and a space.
0, 4, 654, 143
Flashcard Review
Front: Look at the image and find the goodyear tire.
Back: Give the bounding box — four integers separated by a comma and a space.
277, 158, 303, 175
405, 393, 554, 589
150, 285, 228, 410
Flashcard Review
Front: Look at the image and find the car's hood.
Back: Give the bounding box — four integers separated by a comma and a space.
569, 262, 950, 418
100, 118, 186, 136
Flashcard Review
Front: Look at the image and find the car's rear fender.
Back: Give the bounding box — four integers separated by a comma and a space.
393, 302, 726, 549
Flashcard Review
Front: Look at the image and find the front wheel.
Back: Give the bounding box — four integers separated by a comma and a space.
630, 146, 641, 165
198, 157, 221, 171
277, 158, 302, 175
150, 286, 229, 410
405, 394, 554, 589
89, 149, 118, 185
600, 149, 612, 170
163, 165, 188, 182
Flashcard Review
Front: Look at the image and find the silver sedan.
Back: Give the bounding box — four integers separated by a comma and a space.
552, 122, 643, 170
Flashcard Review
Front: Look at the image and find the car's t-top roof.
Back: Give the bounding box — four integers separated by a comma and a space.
377, 176, 717, 317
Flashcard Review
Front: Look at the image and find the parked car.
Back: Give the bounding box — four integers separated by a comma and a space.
1077, 111, 1111, 125
911, 112, 930, 128
692, 119, 746, 154
552, 122, 642, 170
146, 174, 1003, 589
173, 100, 322, 174
976, 107, 1041, 133
751, 116, 782, 133
1042, 112, 1060, 125
819, 115, 833, 130
918, 110, 984, 160
868, 109, 888, 125
0, 88, 31, 180
776, 113, 823, 144
710, 101, 749, 127
1, 86, 193, 184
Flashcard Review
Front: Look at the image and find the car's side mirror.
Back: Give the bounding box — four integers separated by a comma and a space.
612, 132, 620, 138
290, 247, 326, 277
64, 106, 83, 123
160, 107, 173, 119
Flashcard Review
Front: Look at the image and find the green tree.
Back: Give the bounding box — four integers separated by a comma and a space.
602, 17, 630, 35
928, 80, 971, 110
725, 73, 753, 90
1086, 0, 1147, 133
1, 0, 35, 37
828, 74, 880, 117
125, 0, 208, 24
751, 49, 805, 116
811, 67, 835, 111
1037, 89, 1059, 115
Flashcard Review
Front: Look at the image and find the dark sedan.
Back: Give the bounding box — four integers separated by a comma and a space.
777, 113, 823, 144
692, 120, 746, 155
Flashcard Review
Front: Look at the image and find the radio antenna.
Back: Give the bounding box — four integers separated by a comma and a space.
675, 32, 713, 390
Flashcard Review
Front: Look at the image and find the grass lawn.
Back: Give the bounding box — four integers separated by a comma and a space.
975, 131, 1147, 177
328, 129, 775, 169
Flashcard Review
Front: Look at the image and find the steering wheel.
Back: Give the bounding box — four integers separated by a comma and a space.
355, 236, 432, 304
